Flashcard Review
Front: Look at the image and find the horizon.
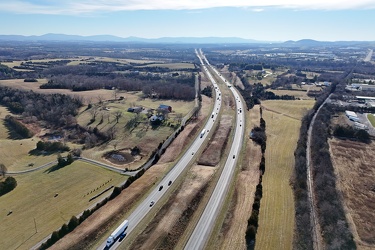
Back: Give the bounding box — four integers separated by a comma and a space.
1, 1, 375, 41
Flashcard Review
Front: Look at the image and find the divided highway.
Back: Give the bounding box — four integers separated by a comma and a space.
98, 50, 223, 250
185, 50, 245, 249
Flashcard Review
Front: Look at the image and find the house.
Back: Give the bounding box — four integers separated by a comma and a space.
150, 115, 164, 122
127, 107, 142, 113
158, 104, 172, 112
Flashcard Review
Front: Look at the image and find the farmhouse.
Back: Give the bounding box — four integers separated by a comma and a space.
150, 115, 164, 122
127, 107, 142, 113
158, 104, 172, 112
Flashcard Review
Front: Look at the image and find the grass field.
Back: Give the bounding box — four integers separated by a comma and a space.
255, 100, 314, 250
0, 161, 126, 250
368, 114, 375, 127
135, 62, 195, 69
77, 93, 195, 168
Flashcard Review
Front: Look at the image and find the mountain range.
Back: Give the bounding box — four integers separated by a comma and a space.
0, 34, 373, 46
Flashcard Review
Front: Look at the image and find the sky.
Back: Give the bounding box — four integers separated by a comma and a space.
1, 0, 375, 41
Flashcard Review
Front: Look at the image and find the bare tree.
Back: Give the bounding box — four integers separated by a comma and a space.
112, 89, 118, 100
0, 163, 7, 176
113, 111, 122, 123
89, 107, 99, 122
175, 113, 183, 124
97, 95, 104, 105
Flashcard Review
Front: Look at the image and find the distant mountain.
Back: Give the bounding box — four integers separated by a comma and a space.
0, 34, 265, 44
282, 39, 374, 47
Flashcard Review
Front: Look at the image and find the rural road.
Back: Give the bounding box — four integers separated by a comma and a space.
184, 50, 245, 250
306, 93, 332, 250
98, 49, 223, 250
7, 156, 132, 176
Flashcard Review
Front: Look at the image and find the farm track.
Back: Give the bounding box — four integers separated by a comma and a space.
306, 94, 332, 250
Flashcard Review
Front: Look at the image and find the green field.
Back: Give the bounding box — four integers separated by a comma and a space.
255, 100, 314, 250
0, 161, 126, 250
368, 114, 375, 127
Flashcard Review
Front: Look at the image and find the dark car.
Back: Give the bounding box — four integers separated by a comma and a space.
168, 180, 172, 186
233, 155, 235, 159
159, 185, 163, 191
150, 201, 155, 207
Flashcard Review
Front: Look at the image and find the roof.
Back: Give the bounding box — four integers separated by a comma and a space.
345, 110, 357, 117
356, 96, 375, 100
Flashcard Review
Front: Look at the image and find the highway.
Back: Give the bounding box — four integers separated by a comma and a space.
98, 49, 223, 250
184, 49, 245, 249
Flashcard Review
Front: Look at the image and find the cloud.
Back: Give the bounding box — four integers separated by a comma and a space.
1, 0, 375, 14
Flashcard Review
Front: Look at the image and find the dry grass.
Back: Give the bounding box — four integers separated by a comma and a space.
198, 115, 232, 166
51, 163, 169, 250
255, 100, 314, 250
329, 139, 375, 248
270, 89, 313, 100
127, 165, 215, 250
219, 105, 262, 250
135, 63, 195, 69
0, 161, 126, 250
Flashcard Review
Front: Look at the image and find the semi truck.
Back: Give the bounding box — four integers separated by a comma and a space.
106, 219, 129, 248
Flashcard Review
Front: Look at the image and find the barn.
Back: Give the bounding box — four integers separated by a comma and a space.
158, 104, 172, 112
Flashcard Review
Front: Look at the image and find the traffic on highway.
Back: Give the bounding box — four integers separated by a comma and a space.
185, 49, 245, 249
98, 49, 223, 250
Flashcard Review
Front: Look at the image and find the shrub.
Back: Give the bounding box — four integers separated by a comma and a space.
0, 176, 17, 196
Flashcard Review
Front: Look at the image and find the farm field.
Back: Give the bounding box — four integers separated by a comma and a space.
0, 105, 66, 172
1, 57, 162, 70
329, 139, 375, 248
255, 100, 314, 250
135, 62, 195, 69
0, 161, 126, 250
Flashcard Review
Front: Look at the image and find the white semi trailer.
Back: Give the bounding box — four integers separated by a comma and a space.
106, 219, 129, 248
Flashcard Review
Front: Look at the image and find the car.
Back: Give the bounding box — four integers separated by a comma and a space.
159, 185, 163, 191
168, 180, 172, 186
233, 155, 235, 159
192, 152, 194, 155
150, 201, 155, 207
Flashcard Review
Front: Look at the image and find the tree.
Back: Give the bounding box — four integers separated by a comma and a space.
0, 163, 7, 176
113, 110, 122, 123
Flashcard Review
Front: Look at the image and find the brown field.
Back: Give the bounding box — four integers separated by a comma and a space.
127, 165, 215, 250
136, 63, 195, 69
218, 105, 262, 250
0, 79, 115, 103
198, 115, 232, 166
51, 163, 169, 250
255, 100, 314, 250
329, 139, 375, 248
270, 89, 313, 100
0, 161, 125, 250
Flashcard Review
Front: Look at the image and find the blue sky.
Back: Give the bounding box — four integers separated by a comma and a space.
1, 0, 375, 41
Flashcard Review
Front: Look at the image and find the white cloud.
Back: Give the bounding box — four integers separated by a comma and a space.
1, 0, 375, 14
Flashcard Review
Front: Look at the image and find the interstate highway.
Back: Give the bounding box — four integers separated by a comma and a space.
98, 50, 222, 250
185, 49, 245, 250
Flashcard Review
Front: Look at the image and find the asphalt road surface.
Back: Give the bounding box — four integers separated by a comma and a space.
184, 50, 245, 249
98, 50, 222, 250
